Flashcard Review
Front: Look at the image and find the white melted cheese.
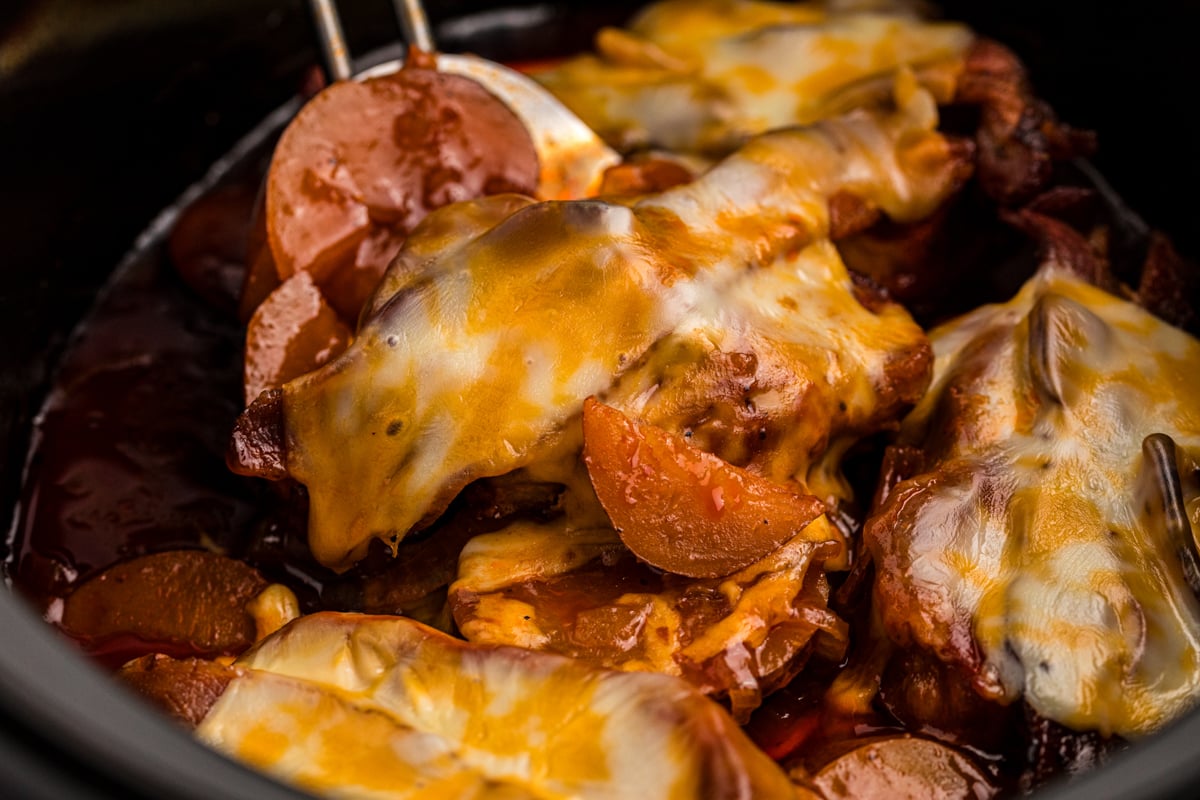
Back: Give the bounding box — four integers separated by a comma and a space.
196, 613, 797, 799
602, 237, 927, 507
281, 78, 957, 570
535, 0, 972, 154
872, 268, 1200, 737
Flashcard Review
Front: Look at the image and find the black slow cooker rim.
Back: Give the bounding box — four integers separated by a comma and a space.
0, 591, 314, 800
2, 1, 1199, 798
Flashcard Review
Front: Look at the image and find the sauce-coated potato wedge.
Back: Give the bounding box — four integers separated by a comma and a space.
61, 550, 269, 665
118, 654, 242, 728
583, 398, 828, 578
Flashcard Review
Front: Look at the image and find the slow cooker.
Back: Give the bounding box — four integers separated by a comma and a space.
2, 1, 1197, 797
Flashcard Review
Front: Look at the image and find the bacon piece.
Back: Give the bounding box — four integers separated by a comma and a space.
1002, 208, 1116, 290
228, 388, 286, 480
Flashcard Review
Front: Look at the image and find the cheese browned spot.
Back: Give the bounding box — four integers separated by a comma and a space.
243, 77, 959, 570
536, 0, 972, 155
866, 266, 1200, 738
597, 237, 932, 510
196, 612, 798, 799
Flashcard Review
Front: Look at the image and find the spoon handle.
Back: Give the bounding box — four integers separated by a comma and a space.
391, 0, 436, 52
308, 0, 352, 81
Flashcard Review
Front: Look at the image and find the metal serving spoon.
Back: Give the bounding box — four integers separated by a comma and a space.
308, 0, 619, 199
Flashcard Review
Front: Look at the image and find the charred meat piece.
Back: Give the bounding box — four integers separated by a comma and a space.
953, 39, 1097, 206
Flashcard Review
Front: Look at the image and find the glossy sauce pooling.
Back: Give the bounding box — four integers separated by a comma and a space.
11, 242, 260, 615
6, 148, 333, 630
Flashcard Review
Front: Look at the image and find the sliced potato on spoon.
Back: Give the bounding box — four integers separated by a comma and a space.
243, 58, 540, 322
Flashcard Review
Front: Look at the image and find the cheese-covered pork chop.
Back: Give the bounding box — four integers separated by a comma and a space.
195, 613, 797, 799
231, 78, 964, 570
865, 266, 1200, 738
536, 0, 972, 155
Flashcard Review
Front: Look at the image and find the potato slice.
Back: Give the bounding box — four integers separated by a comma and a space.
811, 736, 996, 799
259, 66, 538, 321
582, 398, 827, 577
243, 271, 351, 404
117, 654, 242, 728
61, 550, 268, 665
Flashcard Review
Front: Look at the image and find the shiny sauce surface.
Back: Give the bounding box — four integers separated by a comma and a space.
7, 143, 331, 626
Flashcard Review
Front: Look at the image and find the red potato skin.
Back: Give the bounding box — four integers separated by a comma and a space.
117, 654, 241, 728
582, 398, 828, 578
243, 66, 539, 323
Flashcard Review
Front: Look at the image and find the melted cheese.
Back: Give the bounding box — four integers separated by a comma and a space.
866, 267, 1200, 737
196, 613, 797, 799
450, 515, 847, 720
535, 0, 972, 154
281, 78, 958, 569
601, 237, 930, 507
